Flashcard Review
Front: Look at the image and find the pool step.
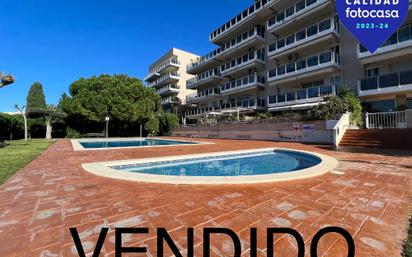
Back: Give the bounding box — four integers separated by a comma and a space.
339, 129, 412, 150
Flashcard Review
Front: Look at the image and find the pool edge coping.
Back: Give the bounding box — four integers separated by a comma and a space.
81, 148, 339, 185
71, 137, 213, 151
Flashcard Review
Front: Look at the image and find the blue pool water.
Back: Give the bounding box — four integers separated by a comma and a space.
111, 150, 321, 177
80, 139, 196, 149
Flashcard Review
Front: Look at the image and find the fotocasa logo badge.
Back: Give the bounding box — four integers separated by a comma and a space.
336, 0, 409, 53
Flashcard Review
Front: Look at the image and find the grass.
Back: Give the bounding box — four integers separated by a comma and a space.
0, 139, 55, 184
404, 215, 412, 257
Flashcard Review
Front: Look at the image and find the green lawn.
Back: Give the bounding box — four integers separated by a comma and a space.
404, 215, 412, 257
0, 139, 55, 184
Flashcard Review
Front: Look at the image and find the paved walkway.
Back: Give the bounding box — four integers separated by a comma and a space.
0, 138, 411, 257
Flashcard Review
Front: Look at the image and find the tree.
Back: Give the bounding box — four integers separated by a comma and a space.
15, 105, 28, 141
60, 74, 162, 137
26, 82, 47, 116
0, 73, 15, 88
44, 105, 66, 140
0, 113, 23, 140
159, 113, 179, 136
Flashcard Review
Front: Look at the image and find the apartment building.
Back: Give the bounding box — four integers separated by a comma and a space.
145, 48, 199, 111
185, 0, 412, 119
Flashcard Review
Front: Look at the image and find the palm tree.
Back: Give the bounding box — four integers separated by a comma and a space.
0, 73, 15, 88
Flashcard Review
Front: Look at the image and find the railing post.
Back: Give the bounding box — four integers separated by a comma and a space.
365, 112, 369, 129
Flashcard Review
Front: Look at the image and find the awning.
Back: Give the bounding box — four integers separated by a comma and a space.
268, 102, 322, 112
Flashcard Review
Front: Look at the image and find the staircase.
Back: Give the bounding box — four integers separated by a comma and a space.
339, 129, 412, 150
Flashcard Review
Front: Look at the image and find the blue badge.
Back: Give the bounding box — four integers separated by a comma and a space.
336, 0, 409, 53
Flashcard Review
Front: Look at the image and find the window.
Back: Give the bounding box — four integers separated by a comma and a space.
319, 19, 331, 32
307, 25, 318, 37
365, 100, 396, 112
296, 30, 306, 41
365, 67, 380, 78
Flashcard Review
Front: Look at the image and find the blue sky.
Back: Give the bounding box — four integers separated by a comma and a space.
0, 0, 251, 112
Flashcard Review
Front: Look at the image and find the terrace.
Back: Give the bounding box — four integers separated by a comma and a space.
0, 139, 411, 256
358, 70, 412, 97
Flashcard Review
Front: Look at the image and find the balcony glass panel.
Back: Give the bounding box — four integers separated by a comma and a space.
297, 60, 306, 70
400, 70, 412, 85
379, 73, 398, 88
286, 35, 295, 45
269, 96, 277, 104
398, 25, 411, 42
296, 0, 306, 12
308, 87, 319, 98
277, 94, 286, 102
286, 6, 295, 17
320, 85, 333, 95
296, 30, 306, 41
360, 77, 378, 91
307, 25, 318, 37
277, 65, 286, 75
297, 89, 307, 100
277, 39, 285, 49
307, 56, 319, 67
287, 92, 296, 101
287, 63, 296, 73
319, 19, 331, 31
319, 52, 332, 63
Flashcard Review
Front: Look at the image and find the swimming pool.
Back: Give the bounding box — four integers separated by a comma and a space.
82, 148, 339, 184
71, 138, 204, 150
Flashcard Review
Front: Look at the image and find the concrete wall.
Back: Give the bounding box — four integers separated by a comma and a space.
174, 120, 336, 144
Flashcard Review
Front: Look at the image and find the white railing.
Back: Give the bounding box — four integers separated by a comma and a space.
332, 112, 351, 147
366, 111, 407, 129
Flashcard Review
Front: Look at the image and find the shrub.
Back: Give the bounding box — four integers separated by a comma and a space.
65, 127, 82, 138
159, 113, 180, 136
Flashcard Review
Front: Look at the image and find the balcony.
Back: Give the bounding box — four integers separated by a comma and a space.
186, 69, 222, 90
150, 72, 180, 88
268, 84, 337, 110
186, 90, 220, 104
187, 26, 266, 74
220, 73, 265, 95
161, 96, 179, 105
157, 58, 180, 73
358, 23, 412, 64
144, 71, 160, 82
268, 50, 341, 83
267, 0, 331, 34
157, 84, 180, 96
358, 70, 412, 97
220, 49, 265, 77
268, 17, 339, 59
209, 0, 274, 44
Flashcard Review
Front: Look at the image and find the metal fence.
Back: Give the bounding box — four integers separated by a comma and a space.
366, 111, 407, 129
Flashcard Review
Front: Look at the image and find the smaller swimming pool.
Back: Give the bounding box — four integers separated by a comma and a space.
72, 138, 204, 151
82, 148, 339, 184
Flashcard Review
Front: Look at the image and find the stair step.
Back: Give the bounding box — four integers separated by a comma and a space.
340, 129, 412, 150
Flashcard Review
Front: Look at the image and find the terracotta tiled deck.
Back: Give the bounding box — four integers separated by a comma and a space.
0, 138, 411, 257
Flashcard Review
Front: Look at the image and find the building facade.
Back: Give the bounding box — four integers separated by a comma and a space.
185, 0, 412, 119
145, 48, 199, 111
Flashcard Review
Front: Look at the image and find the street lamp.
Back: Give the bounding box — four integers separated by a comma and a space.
105, 116, 110, 138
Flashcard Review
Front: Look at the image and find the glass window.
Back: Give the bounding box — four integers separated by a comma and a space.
276, 12, 285, 22
366, 67, 380, 78
277, 38, 285, 49
307, 55, 319, 66
307, 25, 318, 37
407, 98, 412, 109
287, 63, 296, 73
277, 65, 286, 75
319, 19, 331, 32
366, 100, 396, 112
286, 6, 295, 17
319, 52, 332, 63
398, 25, 411, 42
296, 30, 306, 41
296, 1, 306, 12
286, 35, 295, 45
297, 59, 306, 70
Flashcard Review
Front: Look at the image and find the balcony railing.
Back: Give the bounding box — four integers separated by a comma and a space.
359, 70, 412, 92
209, 0, 274, 42
267, 0, 328, 31
144, 71, 160, 82
157, 84, 180, 95
268, 84, 337, 106
186, 90, 220, 103
268, 17, 338, 56
359, 23, 412, 55
366, 111, 407, 129
220, 49, 265, 75
268, 50, 341, 81
186, 98, 266, 117
150, 72, 180, 87
161, 96, 179, 105
188, 25, 265, 72
186, 69, 221, 88
220, 73, 265, 94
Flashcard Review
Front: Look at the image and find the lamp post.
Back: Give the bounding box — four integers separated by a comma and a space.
105, 116, 110, 138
